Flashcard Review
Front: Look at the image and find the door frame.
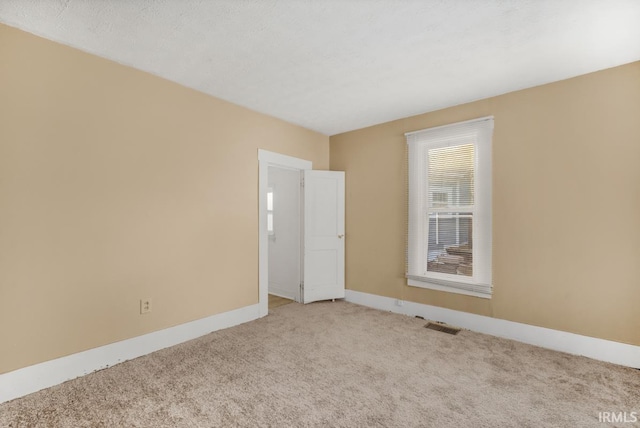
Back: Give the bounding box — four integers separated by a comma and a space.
258, 149, 312, 317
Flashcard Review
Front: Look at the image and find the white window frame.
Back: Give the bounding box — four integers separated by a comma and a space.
406, 116, 493, 299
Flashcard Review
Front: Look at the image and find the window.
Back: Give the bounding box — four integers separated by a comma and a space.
267, 187, 275, 236
406, 116, 493, 298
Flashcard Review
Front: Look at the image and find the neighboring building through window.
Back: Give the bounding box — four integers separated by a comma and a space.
406, 117, 493, 298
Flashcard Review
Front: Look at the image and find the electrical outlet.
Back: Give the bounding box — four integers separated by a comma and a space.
140, 298, 152, 314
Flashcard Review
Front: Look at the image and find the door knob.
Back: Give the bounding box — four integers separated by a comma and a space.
338, 234, 344, 238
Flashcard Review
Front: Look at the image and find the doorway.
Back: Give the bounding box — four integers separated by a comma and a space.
267, 165, 302, 304
258, 150, 311, 317
258, 149, 345, 317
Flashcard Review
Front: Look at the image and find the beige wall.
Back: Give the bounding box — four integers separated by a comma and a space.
0, 24, 329, 374
330, 62, 640, 346
1, 22, 638, 376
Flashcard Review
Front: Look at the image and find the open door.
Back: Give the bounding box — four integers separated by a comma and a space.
303, 170, 345, 303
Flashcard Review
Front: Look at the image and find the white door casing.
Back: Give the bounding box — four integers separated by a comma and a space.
303, 170, 346, 303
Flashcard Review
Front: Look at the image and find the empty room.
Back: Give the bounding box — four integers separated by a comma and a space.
1, 1, 639, 427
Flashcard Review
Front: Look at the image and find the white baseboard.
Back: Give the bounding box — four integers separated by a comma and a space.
345, 290, 640, 369
0, 303, 261, 404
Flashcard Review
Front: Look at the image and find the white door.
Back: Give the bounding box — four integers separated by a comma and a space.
303, 170, 345, 303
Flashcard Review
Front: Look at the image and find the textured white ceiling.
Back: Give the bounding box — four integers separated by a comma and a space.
1, 1, 639, 135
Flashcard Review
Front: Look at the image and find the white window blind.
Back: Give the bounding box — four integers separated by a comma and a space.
406, 117, 493, 298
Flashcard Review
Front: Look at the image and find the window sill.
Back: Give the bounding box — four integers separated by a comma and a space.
407, 278, 492, 299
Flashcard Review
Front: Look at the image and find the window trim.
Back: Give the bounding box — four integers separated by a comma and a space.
406, 116, 493, 299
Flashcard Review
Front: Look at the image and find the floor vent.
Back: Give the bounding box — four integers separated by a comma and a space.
425, 322, 461, 335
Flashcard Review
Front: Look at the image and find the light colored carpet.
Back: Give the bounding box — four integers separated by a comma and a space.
1, 301, 638, 427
